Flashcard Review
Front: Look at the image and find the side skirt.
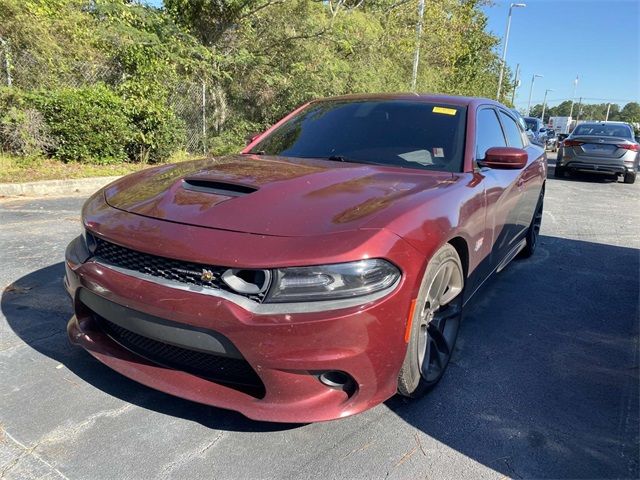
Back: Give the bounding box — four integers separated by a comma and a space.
462, 236, 527, 307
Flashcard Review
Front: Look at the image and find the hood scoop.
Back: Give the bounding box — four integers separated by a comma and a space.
182, 178, 258, 197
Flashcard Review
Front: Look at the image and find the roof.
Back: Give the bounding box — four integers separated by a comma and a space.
310, 92, 500, 108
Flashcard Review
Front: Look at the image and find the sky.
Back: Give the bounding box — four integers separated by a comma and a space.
482, 0, 640, 109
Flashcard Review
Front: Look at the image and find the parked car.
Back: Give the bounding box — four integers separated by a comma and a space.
555, 121, 639, 183
65, 94, 546, 422
557, 133, 570, 144
524, 117, 547, 146
545, 129, 558, 152
511, 109, 535, 144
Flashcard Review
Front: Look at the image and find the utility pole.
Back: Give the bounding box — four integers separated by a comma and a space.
541, 88, 553, 124
496, 3, 526, 100
410, 0, 425, 92
605, 103, 611, 121
575, 97, 583, 122
201, 80, 207, 155
0, 37, 12, 87
569, 74, 579, 118
510, 63, 521, 105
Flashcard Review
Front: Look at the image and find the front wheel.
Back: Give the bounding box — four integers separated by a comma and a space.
397, 244, 464, 398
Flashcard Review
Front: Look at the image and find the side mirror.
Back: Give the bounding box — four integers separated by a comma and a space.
480, 147, 528, 169
245, 132, 261, 146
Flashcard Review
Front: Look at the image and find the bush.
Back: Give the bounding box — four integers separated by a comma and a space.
208, 118, 263, 156
0, 107, 55, 156
1, 85, 187, 164
124, 96, 185, 164
29, 86, 133, 164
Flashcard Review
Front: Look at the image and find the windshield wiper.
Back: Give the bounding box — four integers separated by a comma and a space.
327, 155, 348, 162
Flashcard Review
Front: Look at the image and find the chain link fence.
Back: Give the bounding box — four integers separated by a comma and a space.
0, 44, 220, 155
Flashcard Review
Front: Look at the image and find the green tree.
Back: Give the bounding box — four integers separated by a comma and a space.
620, 102, 640, 124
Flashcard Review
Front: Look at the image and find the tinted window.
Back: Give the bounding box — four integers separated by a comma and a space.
476, 108, 506, 159
524, 118, 539, 131
250, 100, 467, 172
572, 123, 632, 139
499, 111, 524, 148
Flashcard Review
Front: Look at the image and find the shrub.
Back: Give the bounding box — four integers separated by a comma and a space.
208, 118, 263, 156
1, 85, 186, 164
0, 107, 55, 156
29, 85, 133, 164
124, 96, 185, 164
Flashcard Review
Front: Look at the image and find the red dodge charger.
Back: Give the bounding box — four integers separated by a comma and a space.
65, 94, 546, 422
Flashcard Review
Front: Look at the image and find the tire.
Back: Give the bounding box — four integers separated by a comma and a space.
624, 172, 636, 184
397, 244, 464, 398
520, 190, 544, 258
554, 165, 565, 178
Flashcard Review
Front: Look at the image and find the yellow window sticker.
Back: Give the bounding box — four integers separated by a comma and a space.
432, 106, 457, 116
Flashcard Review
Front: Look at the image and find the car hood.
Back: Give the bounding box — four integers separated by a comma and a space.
104, 154, 454, 237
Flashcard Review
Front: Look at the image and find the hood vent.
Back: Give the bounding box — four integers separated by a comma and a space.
182, 179, 258, 197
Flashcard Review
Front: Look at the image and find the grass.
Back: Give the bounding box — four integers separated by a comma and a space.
0, 151, 199, 183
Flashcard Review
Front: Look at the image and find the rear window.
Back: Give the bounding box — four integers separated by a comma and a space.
524, 118, 539, 131
250, 100, 467, 172
572, 124, 632, 139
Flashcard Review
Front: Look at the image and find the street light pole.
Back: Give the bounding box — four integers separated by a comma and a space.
496, 3, 526, 101
541, 88, 553, 124
526, 73, 543, 116
569, 74, 579, 118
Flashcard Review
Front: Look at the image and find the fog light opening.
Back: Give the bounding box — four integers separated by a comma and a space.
319, 371, 356, 397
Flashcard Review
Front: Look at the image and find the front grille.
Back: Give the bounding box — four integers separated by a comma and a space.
96, 315, 265, 398
93, 237, 264, 302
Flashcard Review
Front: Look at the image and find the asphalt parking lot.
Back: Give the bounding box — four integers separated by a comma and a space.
1, 155, 639, 480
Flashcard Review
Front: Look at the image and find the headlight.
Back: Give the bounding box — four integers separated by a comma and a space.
264, 259, 400, 303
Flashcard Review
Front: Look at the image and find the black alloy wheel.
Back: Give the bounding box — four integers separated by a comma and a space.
398, 244, 464, 397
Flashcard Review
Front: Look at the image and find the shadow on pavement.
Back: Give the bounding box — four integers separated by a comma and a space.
2, 235, 639, 477
1, 262, 301, 433
547, 160, 623, 183
387, 235, 639, 478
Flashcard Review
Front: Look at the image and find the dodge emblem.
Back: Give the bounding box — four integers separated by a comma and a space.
200, 269, 214, 282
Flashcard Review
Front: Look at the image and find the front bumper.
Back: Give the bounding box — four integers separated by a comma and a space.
64, 229, 420, 423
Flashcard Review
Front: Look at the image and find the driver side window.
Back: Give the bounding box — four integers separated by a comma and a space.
475, 108, 506, 160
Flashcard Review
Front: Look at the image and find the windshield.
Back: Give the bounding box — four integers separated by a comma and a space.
249, 100, 467, 172
572, 124, 632, 139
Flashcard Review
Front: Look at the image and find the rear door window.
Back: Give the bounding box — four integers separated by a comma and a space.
499, 111, 524, 148
476, 108, 506, 160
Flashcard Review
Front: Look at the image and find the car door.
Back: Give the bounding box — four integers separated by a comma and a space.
497, 109, 543, 237
474, 107, 524, 272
